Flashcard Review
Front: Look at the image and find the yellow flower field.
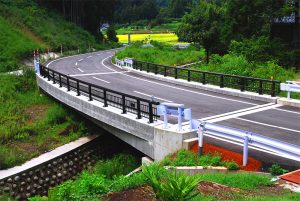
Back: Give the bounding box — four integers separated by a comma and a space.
117, 33, 180, 44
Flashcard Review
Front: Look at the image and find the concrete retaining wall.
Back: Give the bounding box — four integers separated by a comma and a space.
0, 137, 100, 200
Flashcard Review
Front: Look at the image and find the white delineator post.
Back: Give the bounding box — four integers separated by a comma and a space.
243, 136, 249, 166
198, 122, 205, 156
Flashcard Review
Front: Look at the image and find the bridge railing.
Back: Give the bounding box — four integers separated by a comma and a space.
132, 60, 281, 97
39, 65, 160, 123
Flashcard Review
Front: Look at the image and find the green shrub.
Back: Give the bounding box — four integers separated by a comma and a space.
93, 154, 139, 179
268, 164, 289, 176
142, 164, 200, 201
111, 173, 147, 192
225, 161, 239, 170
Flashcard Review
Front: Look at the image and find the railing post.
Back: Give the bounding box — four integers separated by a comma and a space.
188, 70, 191, 82
148, 102, 154, 123
52, 71, 55, 84
103, 90, 108, 107
155, 65, 158, 75
164, 66, 167, 77
47, 69, 50, 81
147, 63, 149, 73
243, 136, 249, 166
59, 74, 62, 88
175, 68, 178, 79
220, 75, 224, 88
76, 80, 80, 96
136, 99, 141, 119
198, 123, 205, 156
271, 81, 276, 97
240, 78, 245, 92
88, 85, 92, 101
66, 76, 70, 91
259, 80, 263, 95
202, 73, 206, 85
122, 95, 126, 114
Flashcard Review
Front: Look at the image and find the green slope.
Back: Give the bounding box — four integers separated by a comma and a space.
0, 0, 101, 72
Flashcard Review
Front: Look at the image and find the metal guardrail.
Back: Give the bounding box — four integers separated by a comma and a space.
191, 120, 300, 166
280, 81, 300, 99
132, 60, 281, 97
39, 65, 160, 123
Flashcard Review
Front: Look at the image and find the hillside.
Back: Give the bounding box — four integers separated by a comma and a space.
0, 0, 101, 72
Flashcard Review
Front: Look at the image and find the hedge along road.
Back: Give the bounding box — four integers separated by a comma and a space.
45, 49, 300, 169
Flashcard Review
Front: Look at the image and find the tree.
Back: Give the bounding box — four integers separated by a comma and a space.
106, 25, 118, 42
177, 1, 225, 63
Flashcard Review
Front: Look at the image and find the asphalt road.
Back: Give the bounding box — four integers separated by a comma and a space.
46, 49, 300, 169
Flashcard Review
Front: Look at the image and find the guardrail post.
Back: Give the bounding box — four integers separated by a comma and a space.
137, 99, 142, 119
103, 90, 108, 107
220, 75, 224, 88
175, 68, 178, 79
240, 78, 245, 92
146, 63, 149, 73
198, 123, 205, 156
67, 76, 70, 91
88, 85, 92, 101
188, 70, 191, 82
164, 66, 167, 77
177, 107, 183, 131
243, 136, 249, 166
259, 80, 263, 95
148, 102, 154, 123
76, 80, 80, 96
271, 81, 276, 97
155, 65, 158, 75
122, 95, 126, 114
59, 74, 62, 88
52, 71, 55, 84
202, 73, 206, 85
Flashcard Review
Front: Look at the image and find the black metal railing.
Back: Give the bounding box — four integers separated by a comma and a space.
133, 60, 281, 97
39, 65, 160, 123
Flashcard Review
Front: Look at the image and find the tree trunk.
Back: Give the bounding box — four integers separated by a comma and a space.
206, 49, 210, 64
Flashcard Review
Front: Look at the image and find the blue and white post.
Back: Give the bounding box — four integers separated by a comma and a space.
34, 50, 40, 75
243, 135, 249, 166
177, 107, 183, 131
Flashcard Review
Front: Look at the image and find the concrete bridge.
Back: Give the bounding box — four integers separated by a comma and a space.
37, 49, 300, 167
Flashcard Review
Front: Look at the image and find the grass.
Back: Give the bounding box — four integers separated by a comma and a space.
0, 69, 89, 169
115, 42, 204, 66
117, 33, 181, 44
29, 158, 284, 201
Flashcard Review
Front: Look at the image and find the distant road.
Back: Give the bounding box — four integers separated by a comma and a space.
46, 49, 300, 169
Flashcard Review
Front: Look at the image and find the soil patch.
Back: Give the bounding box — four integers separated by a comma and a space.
103, 185, 157, 201
190, 142, 262, 171
24, 104, 49, 124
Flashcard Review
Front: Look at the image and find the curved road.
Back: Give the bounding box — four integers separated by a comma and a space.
46, 49, 300, 168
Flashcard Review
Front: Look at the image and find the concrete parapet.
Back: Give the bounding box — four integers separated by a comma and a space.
278, 98, 300, 108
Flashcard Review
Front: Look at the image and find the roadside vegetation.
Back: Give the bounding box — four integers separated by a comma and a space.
0, 69, 90, 169
28, 152, 298, 201
115, 42, 204, 66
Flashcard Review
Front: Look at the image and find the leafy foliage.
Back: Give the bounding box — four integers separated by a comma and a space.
268, 164, 289, 176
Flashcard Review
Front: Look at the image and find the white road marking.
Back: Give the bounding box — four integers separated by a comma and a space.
133, 91, 173, 102
87, 56, 92, 58
235, 117, 300, 133
104, 59, 259, 106
75, 62, 78, 66
92, 77, 110, 84
273, 108, 300, 115
206, 104, 281, 123
78, 59, 83, 62
101, 56, 117, 72
77, 68, 84, 73
97, 54, 102, 56
70, 71, 129, 77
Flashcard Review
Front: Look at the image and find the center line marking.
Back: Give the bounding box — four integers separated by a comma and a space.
92, 77, 110, 83
75, 62, 78, 66
133, 91, 173, 102
78, 59, 83, 62
77, 68, 84, 73
235, 117, 300, 133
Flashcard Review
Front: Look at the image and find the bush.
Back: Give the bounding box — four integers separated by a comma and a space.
142, 164, 200, 201
268, 164, 289, 176
225, 161, 239, 170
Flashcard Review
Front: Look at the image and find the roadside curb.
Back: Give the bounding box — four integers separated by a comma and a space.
277, 98, 300, 108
